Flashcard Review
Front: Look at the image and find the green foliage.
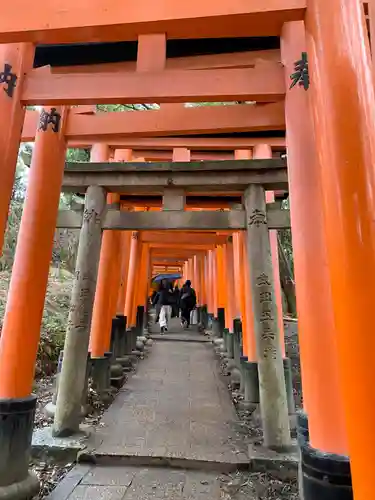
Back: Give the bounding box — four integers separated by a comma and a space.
96, 104, 158, 112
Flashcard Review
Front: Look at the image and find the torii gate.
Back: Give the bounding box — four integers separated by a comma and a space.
0, 2, 373, 499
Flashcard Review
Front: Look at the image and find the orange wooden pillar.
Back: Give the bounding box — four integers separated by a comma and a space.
0, 106, 67, 396
205, 254, 210, 312
0, 43, 34, 254
224, 239, 236, 331
215, 245, 227, 328
124, 231, 139, 327
88, 144, 118, 357
117, 231, 132, 314
107, 195, 122, 319
304, 0, 375, 496
113, 149, 133, 316
281, 20, 347, 457
253, 144, 286, 357
240, 232, 257, 361
133, 242, 150, 314
0, 106, 67, 498
198, 254, 206, 306
234, 150, 257, 360
193, 255, 200, 302
211, 250, 219, 318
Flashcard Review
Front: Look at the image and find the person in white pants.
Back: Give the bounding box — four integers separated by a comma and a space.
159, 305, 172, 334
152, 281, 174, 334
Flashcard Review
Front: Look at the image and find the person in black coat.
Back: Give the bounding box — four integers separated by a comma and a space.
179, 280, 197, 328
152, 281, 173, 333
171, 285, 180, 318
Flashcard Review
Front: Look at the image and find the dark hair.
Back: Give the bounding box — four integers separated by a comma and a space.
185, 280, 191, 286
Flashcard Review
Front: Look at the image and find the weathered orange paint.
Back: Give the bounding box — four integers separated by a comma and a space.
22, 102, 286, 142
0, 43, 34, 255
0, 106, 67, 398
0, 1, 306, 44
253, 143, 286, 357
306, 0, 375, 493
21, 66, 285, 106
281, 21, 347, 454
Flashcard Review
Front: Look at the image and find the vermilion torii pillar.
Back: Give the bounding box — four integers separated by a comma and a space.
0, 106, 67, 498
124, 231, 140, 327
304, 0, 375, 496
89, 145, 117, 358
0, 43, 34, 254
281, 20, 348, 499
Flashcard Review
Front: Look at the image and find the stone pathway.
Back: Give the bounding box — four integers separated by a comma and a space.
47, 319, 250, 499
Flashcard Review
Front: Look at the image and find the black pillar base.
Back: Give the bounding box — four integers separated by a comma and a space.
0, 396, 39, 499
211, 318, 221, 338
283, 357, 296, 415
297, 410, 309, 446
217, 308, 225, 337
200, 305, 208, 330
110, 318, 123, 360
116, 314, 127, 357
91, 356, 112, 402
301, 443, 352, 500
136, 306, 145, 336
240, 359, 260, 408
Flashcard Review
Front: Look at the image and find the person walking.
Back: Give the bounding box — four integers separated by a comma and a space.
171, 285, 180, 318
152, 281, 173, 334
179, 280, 197, 329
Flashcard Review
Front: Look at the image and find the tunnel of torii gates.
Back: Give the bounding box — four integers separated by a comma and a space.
0, 1, 375, 499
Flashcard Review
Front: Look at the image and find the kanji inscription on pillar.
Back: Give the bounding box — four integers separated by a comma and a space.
248, 209, 267, 228
257, 273, 277, 358
0, 63, 17, 97
290, 52, 310, 91
83, 208, 102, 225
256, 273, 272, 286
38, 108, 61, 132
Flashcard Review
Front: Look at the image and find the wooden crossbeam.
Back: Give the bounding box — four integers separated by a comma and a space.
21, 66, 284, 106
22, 102, 285, 142
52, 50, 281, 74
56, 206, 291, 230
62, 159, 288, 193
141, 232, 228, 245
0, 1, 305, 44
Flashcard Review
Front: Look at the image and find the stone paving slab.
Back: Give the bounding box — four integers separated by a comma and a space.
81, 327, 248, 470
149, 333, 209, 343
46, 465, 227, 500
